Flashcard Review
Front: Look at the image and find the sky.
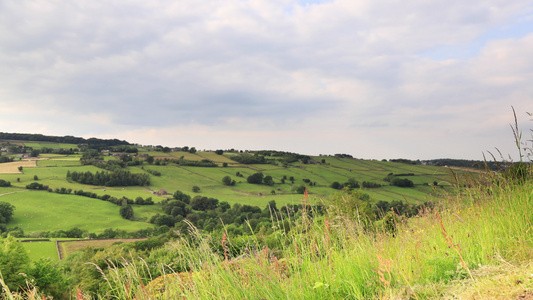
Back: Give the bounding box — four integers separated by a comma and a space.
1, 0, 533, 160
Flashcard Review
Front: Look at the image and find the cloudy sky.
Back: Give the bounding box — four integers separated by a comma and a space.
1, 0, 532, 160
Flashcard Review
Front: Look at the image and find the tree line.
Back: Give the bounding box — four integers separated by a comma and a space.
0, 132, 130, 148
66, 170, 150, 186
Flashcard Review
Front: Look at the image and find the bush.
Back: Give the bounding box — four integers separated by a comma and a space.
294, 185, 306, 194
247, 172, 264, 184
119, 205, 134, 220
222, 176, 236, 186
390, 178, 414, 187
26, 182, 49, 190
330, 181, 343, 189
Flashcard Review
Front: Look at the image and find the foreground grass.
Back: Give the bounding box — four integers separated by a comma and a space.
2, 170, 532, 299
92, 171, 533, 299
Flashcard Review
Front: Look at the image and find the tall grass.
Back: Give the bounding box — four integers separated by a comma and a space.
86, 163, 533, 299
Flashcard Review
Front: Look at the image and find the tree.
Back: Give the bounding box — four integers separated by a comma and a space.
189, 147, 197, 154
215, 150, 224, 155
294, 185, 306, 194
119, 153, 131, 162
0, 235, 31, 291
119, 205, 134, 220
219, 201, 231, 212
247, 172, 264, 184
145, 155, 154, 164
0, 179, 10, 187
267, 200, 278, 212
34, 175, 39, 180
344, 178, 360, 189
222, 176, 236, 186
27, 257, 69, 298
0, 202, 15, 224
192, 185, 201, 193
26, 182, 48, 190
30, 149, 40, 157
390, 178, 414, 187
173, 190, 191, 204
190, 196, 218, 211
263, 175, 274, 186
330, 181, 343, 189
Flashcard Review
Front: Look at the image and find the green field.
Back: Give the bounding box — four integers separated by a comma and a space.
0, 149, 469, 239
21, 240, 59, 262
3, 190, 154, 234
23, 142, 78, 150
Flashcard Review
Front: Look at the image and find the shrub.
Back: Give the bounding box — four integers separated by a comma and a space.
119, 205, 134, 220
390, 177, 414, 187
222, 176, 236, 186
330, 181, 343, 189
247, 172, 264, 184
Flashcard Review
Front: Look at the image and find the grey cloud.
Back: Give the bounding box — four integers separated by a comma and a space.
1, 0, 532, 159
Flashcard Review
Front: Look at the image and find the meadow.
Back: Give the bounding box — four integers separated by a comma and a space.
5, 191, 155, 235
0, 140, 466, 268
0, 145, 461, 236
2, 136, 531, 299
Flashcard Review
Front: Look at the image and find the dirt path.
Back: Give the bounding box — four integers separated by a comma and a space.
0, 190, 28, 197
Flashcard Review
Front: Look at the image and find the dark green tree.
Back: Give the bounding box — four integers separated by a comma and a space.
263, 175, 274, 186
145, 155, 154, 164
330, 181, 343, 189
27, 257, 69, 298
344, 178, 360, 189
247, 172, 264, 184
0, 235, 30, 291
119, 205, 134, 220
294, 185, 306, 194
173, 190, 191, 204
222, 176, 236, 186
390, 178, 414, 187
0, 202, 15, 224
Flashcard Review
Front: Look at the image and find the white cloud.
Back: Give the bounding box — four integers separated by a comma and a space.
1, 0, 532, 159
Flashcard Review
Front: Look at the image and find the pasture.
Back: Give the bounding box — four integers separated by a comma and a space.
21, 240, 59, 262
3, 191, 155, 235
0, 150, 469, 240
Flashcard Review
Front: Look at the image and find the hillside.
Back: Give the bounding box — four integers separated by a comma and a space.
3, 133, 516, 299
0, 136, 463, 237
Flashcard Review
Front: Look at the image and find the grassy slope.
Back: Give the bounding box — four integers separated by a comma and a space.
0, 150, 462, 236
101, 171, 533, 299
4, 190, 154, 234
21, 240, 59, 262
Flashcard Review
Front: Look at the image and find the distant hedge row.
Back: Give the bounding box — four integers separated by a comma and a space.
67, 170, 150, 186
